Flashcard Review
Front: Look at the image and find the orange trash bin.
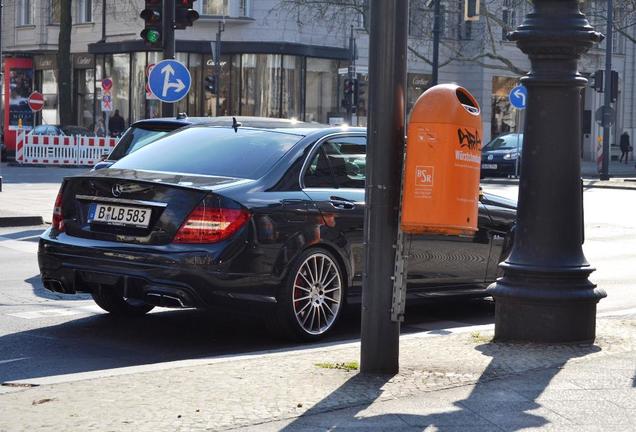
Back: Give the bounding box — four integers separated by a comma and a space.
401, 84, 483, 235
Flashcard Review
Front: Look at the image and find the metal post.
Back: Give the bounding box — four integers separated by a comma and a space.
360, 0, 408, 375
101, 0, 107, 42
162, 0, 176, 118
0, 1, 3, 190
600, 0, 613, 180
215, 21, 223, 116
487, 0, 606, 342
431, 0, 441, 86
347, 26, 356, 125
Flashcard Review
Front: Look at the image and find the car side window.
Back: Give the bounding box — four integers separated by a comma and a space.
33, 126, 46, 135
304, 136, 366, 189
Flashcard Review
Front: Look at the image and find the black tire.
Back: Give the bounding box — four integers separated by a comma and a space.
92, 285, 154, 316
268, 247, 346, 341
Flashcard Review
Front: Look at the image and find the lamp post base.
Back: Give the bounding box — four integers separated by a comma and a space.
493, 297, 600, 343
489, 266, 606, 343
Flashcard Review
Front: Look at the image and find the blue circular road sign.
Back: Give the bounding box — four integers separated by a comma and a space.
148, 59, 192, 103
509, 85, 528, 110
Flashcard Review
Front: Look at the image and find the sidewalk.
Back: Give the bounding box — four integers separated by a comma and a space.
1, 315, 635, 431
0, 163, 88, 226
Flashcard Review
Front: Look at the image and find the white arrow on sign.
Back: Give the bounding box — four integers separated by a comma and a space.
161, 64, 186, 97
513, 88, 526, 106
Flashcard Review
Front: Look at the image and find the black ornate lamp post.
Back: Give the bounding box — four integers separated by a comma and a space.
487, 0, 607, 342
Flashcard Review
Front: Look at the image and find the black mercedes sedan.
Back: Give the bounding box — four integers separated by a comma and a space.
39, 125, 516, 340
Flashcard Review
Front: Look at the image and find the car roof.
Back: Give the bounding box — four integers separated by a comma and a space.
185, 124, 366, 138
130, 116, 331, 130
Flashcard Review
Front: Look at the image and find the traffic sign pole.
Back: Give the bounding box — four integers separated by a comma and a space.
163, 0, 176, 117
601, 0, 613, 181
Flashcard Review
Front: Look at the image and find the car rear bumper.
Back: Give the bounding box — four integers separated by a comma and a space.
38, 229, 281, 311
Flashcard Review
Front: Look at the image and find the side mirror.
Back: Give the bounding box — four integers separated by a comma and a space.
479, 186, 484, 201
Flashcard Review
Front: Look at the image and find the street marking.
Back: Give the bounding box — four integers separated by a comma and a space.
0, 357, 29, 365
0, 235, 38, 254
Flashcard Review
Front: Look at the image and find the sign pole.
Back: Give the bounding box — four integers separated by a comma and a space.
162, 0, 176, 118
600, 0, 613, 180
360, 0, 408, 375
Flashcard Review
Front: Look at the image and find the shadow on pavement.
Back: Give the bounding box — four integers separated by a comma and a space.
0, 299, 495, 384
278, 341, 601, 431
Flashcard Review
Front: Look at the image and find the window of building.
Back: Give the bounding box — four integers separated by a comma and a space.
201, 0, 229, 15
17, 0, 32, 25
408, 0, 430, 38
239, 0, 251, 16
501, 0, 517, 40
50, 0, 60, 24
76, 0, 93, 23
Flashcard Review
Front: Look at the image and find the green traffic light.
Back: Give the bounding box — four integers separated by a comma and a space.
145, 29, 160, 44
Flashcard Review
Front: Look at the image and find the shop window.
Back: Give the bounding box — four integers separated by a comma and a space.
76, 0, 93, 23
17, 0, 32, 25
42, 70, 59, 125
240, 54, 282, 118
407, 73, 432, 112
282, 56, 302, 120
305, 58, 340, 124
50, 0, 60, 24
491, 76, 519, 139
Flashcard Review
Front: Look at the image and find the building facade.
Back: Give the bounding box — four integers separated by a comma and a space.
2, 0, 634, 161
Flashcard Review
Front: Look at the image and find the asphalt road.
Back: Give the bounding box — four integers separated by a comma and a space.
1, 184, 634, 386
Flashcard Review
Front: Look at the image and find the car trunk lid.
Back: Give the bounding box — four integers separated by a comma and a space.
60, 169, 250, 245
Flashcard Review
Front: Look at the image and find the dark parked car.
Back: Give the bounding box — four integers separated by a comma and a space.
39, 125, 516, 340
93, 116, 318, 170
30, 124, 91, 136
481, 133, 523, 177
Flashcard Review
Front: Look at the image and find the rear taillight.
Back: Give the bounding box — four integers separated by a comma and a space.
52, 188, 64, 232
174, 203, 250, 244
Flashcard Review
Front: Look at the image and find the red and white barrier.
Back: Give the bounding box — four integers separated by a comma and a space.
15, 130, 118, 166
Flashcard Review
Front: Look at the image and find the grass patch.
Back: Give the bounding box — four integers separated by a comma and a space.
315, 361, 360, 372
470, 331, 492, 343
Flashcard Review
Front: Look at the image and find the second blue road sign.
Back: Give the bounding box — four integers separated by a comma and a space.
509, 85, 528, 110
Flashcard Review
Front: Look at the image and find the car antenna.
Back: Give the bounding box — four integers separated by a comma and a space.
232, 117, 242, 133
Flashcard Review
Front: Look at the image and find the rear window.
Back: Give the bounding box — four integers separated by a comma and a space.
108, 126, 175, 160
111, 126, 303, 179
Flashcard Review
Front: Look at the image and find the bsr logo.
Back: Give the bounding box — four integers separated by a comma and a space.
415, 166, 434, 186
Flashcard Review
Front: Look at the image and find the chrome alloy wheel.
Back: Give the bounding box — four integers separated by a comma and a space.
292, 253, 342, 335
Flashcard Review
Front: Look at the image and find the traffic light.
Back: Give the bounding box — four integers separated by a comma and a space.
343, 78, 356, 108
140, 0, 163, 48
355, 79, 367, 108
464, 0, 480, 21
591, 70, 619, 102
175, 0, 200, 29
610, 70, 619, 102
205, 75, 217, 93
592, 70, 603, 92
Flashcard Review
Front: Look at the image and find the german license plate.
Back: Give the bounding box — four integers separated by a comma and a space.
481, 164, 497, 170
88, 203, 151, 228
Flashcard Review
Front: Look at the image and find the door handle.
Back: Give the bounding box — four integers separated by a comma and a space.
329, 196, 356, 210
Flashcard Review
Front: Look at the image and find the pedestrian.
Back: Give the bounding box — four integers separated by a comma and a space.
109, 109, 126, 137
93, 118, 105, 137
619, 131, 630, 164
